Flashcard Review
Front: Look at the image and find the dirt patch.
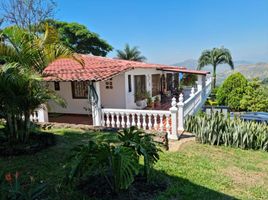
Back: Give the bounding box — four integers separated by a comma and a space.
168, 132, 195, 152
222, 166, 267, 187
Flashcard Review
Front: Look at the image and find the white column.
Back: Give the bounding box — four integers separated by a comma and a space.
198, 75, 207, 101
92, 81, 102, 126
37, 104, 49, 122
177, 93, 184, 131
169, 97, 178, 140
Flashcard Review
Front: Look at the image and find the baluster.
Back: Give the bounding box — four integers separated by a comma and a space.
137, 114, 141, 129
148, 114, 152, 130
165, 114, 170, 134
116, 113, 120, 128
142, 113, 147, 129
153, 114, 158, 130
120, 112, 125, 128
111, 112, 115, 127
159, 114, 164, 132
131, 113, 136, 126
126, 113, 130, 128
106, 112, 110, 127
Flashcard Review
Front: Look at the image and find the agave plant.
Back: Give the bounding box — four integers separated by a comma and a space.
185, 112, 268, 151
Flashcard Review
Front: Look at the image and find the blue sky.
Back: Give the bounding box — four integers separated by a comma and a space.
40, 0, 268, 63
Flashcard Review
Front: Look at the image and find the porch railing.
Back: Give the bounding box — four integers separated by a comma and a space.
100, 77, 212, 139
101, 108, 171, 133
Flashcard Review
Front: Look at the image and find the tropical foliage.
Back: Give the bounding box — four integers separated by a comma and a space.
198, 47, 234, 88
216, 72, 248, 111
44, 19, 113, 56
116, 44, 146, 62
66, 127, 160, 194
0, 171, 47, 200
0, 25, 76, 144
240, 78, 268, 112
185, 112, 268, 151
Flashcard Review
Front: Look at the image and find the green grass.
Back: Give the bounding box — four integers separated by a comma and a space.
1, 128, 268, 200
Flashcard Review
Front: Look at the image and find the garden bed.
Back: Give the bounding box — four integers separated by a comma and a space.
0, 131, 56, 156
78, 175, 168, 200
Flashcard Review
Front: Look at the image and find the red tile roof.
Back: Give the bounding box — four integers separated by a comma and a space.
43, 55, 209, 81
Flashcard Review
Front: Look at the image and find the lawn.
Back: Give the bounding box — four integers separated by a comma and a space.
1, 128, 268, 200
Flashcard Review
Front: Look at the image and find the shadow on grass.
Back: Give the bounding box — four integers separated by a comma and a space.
52, 130, 238, 200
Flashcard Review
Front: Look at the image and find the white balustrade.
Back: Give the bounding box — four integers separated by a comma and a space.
100, 76, 212, 140
101, 108, 171, 132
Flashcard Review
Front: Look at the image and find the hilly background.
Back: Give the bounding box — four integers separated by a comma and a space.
174, 59, 268, 85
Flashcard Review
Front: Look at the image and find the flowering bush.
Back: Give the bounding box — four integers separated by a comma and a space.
0, 171, 47, 200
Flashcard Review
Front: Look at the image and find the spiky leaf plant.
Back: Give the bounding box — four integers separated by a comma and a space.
185, 112, 268, 151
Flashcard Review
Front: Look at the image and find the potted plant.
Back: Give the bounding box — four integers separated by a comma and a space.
154, 96, 160, 107
135, 91, 150, 107
146, 97, 154, 108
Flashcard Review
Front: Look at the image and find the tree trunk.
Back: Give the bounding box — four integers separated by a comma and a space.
23, 110, 31, 143
212, 65, 217, 90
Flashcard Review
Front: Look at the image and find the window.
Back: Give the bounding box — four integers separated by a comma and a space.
128, 75, 132, 92
105, 78, 113, 89
152, 74, 161, 96
72, 81, 88, 99
54, 82, 60, 91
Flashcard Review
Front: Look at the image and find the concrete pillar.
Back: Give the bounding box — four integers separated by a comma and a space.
177, 93, 184, 131
38, 104, 49, 122
92, 81, 102, 127
168, 97, 178, 140
197, 75, 206, 91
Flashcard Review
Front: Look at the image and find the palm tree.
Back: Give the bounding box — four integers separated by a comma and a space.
197, 47, 234, 89
116, 44, 146, 62
0, 25, 78, 143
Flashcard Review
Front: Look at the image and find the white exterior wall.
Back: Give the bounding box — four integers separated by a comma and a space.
124, 68, 163, 109
100, 74, 126, 108
47, 82, 90, 114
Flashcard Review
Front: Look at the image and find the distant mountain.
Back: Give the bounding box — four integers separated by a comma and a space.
173, 59, 268, 85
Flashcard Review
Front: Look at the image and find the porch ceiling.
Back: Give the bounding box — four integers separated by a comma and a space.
160, 68, 210, 75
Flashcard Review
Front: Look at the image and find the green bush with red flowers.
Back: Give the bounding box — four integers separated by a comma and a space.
0, 171, 47, 200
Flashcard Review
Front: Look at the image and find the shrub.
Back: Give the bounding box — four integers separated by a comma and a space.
240, 79, 268, 112
0, 171, 47, 200
66, 127, 160, 194
216, 72, 248, 110
185, 112, 268, 151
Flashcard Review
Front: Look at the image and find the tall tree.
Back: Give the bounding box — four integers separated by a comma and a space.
197, 47, 234, 88
44, 20, 113, 56
116, 44, 146, 62
1, 0, 56, 31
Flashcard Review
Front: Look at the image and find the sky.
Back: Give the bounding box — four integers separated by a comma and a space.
6, 0, 268, 64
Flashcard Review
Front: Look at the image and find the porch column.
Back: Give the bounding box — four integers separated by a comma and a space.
92, 81, 102, 127
172, 73, 175, 88
177, 93, 184, 131
197, 75, 207, 104
169, 97, 178, 140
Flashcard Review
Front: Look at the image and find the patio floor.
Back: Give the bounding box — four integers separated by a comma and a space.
49, 114, 93, 125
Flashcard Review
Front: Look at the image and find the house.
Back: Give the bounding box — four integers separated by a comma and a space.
43, 55, 209, 113
37, 55, 211, 139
